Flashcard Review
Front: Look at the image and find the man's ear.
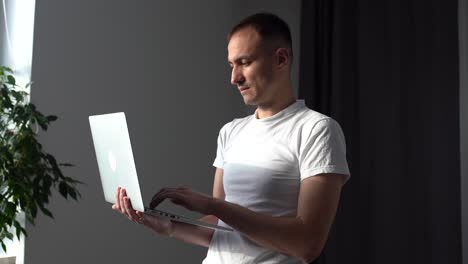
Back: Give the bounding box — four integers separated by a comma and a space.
275, 48, 290, 69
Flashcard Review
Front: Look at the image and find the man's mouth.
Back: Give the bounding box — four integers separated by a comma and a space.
239, 87, 250, 92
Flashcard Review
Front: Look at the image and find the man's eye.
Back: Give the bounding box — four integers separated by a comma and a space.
241, 60, 250, 65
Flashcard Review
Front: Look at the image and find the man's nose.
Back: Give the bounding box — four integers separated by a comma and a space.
231, 67, 245, 85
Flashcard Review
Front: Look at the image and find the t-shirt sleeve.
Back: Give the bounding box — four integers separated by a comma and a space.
299, 118, 350, 182
213, 123, 228, 169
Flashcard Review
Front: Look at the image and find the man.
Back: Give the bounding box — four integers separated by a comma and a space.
113, 13, 350, 264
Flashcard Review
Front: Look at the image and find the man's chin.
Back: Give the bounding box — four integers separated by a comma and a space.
242, 98, 257, 106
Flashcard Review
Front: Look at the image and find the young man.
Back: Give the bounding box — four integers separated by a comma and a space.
113, 13, 350, 264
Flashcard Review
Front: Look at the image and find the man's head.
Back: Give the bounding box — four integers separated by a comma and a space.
227, 13, 294, 107
227, 13, 293, 63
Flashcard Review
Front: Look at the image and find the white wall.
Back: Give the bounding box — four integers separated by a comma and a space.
25, 1, 301, 263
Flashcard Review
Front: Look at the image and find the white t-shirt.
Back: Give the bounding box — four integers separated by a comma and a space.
202, 100, 350, 264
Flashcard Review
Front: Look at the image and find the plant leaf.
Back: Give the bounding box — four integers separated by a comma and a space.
38, 205, 54, 219
46, 115, 57, 122
59, 163, 74, 167
14, 221, 23, 240
5, 232, 13, 240
0, 66, 82, 245
6, 202, 17, 219
59, 182, 68, 198
68, 186, 77, 200
1, 241, 6, 253
30, 203, 37, 218
1, 66, 12, 73
7, 75, 15, 85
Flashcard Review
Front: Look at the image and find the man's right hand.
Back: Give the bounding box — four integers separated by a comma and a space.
112, 187, 174, 237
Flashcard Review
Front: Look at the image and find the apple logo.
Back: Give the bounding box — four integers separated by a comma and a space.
108, 151, 117, 173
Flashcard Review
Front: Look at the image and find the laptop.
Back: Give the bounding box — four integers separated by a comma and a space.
89, 112, 232, 232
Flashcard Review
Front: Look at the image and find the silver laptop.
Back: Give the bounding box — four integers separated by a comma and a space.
89, 112, 232, 232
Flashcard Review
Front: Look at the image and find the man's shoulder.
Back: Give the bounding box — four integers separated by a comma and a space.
215, 114, 253, 140
219, 114, 253, 133
289, 107, 347, 143
294, 106, 332, 127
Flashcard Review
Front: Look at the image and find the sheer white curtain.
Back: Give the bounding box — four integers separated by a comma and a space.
0, 0, 36, 89
0, 0, 36, 263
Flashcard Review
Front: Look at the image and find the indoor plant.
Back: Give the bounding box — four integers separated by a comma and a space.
0, 66, 81, 251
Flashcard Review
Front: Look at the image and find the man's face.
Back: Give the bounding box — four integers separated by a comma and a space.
227, 27, 277, 106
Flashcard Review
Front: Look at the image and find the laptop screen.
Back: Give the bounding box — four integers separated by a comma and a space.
89, 112, 145, 212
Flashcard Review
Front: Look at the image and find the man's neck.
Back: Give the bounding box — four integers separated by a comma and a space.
256, 95, 297, 119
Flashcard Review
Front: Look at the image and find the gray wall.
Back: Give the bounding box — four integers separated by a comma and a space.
25, 1, 301, 263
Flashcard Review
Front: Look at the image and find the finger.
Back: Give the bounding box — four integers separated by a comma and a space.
123, 197, 132, 220
114, 187, 121, 211
124, 197, 139, 222
150, 189, 183, 209
121, 189, 132, 216
150, 188, 171, 202
119, 188, 126, 214
149, 188, 173, 209
149, 196, 164, 209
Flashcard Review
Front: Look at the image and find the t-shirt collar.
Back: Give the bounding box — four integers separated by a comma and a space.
253, 100, 305, 123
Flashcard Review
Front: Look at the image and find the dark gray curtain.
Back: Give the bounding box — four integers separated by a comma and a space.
299, 1, 461, 263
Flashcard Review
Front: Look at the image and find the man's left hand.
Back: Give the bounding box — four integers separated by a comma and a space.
149, 187, 218, 215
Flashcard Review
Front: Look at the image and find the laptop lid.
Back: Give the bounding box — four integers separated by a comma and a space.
89, 112, 145, 212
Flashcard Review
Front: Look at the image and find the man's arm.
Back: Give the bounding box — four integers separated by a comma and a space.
212, 173, 344, 262
197, 167, 225, 223
165, 168, 225, 246
150, 173, 345, 263
115, 168, 225, 248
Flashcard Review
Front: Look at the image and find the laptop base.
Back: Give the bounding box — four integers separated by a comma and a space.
144, 207, 233, 232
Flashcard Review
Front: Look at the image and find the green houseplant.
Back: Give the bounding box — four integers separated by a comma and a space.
0, 66, 81, 251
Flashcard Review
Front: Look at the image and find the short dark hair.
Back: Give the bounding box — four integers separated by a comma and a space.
228, 13, 293, 61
